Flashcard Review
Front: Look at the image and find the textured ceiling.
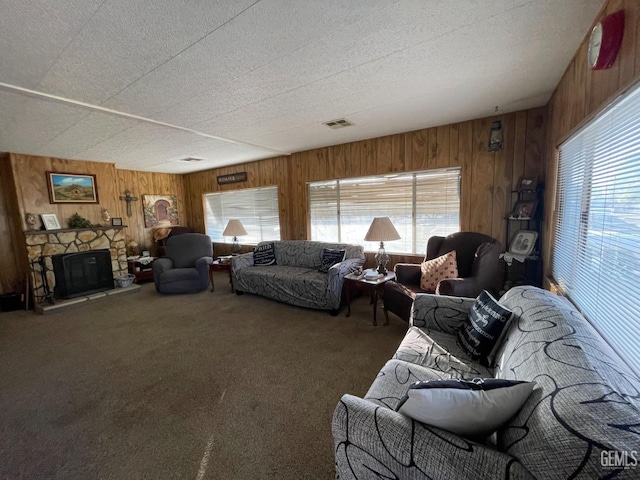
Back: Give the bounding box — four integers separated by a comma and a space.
0, 0, 604, 173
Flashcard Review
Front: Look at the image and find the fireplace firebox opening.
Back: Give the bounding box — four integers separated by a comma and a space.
52, 249, 114, 299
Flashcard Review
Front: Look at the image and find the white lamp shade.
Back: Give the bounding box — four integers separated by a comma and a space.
222, 219, 248, 237
364, 217, 401, 242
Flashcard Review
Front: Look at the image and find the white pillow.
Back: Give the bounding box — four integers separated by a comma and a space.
396, 378, 535, 437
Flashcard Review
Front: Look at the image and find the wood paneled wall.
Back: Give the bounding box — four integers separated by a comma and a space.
0, 153, 26, 294
115, 169, 186, 251
543, 0, 640, 283
185, 107, 546, 267
0, 153, 186, 294
10, 154, 122, 232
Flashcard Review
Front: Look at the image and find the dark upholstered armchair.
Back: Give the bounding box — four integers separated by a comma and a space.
152, 233, 213, 294
383, 232, 502, 323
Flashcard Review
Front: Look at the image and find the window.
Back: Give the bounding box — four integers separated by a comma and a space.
552, 82, 640, 374
309, 168, 460, 254
204, 186, 280, 245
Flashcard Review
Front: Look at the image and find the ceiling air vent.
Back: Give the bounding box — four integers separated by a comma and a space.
180, 157, 203, 162
323, 118, 354, 129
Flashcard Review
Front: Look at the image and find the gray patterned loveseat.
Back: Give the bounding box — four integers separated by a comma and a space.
232, 240, 365, 313
333, 286, 640, 479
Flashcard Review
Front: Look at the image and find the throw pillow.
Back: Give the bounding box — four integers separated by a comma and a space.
253, 242, 277, 266
318, 248, 346, 273
420, 250, 458, 291
457, 290, 513, 365
396, 378, 535, 437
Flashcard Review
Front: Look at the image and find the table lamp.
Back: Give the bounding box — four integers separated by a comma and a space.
222, 219, 248, 254
364, 217, 401, 274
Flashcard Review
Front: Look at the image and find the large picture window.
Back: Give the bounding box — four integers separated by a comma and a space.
204, 186, 280, 245
309, 168, 460, 254
552, 82, 640, 374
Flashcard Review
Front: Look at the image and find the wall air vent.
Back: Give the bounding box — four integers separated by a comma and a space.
323, 118, 354, 129
180, 157, 203, 162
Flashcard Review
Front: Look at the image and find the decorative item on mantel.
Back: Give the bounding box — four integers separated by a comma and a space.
364, 216, 401, 275
68, 212, 93, 229
101, 208, 110, 223
222, 219, 248, 254
41, 213, 61, 231
25, 213, 37, 229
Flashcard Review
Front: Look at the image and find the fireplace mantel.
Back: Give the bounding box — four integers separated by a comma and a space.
25, 227, 128, 304
25, 225, 127, 235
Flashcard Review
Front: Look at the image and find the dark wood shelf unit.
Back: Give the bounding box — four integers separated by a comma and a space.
503, 182, 544, 291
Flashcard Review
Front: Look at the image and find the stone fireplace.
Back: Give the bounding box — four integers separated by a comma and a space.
25, 227, 128, 303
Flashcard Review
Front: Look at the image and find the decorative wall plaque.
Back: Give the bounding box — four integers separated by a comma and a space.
217, 172, 247, 185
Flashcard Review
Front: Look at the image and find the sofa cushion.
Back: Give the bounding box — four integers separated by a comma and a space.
420, 250, 458, 291
393, 327, 493, 379
396, 378, 535, 437
494, 286, 640, 479
253, 242, 277, 266
364, 359, 450, 410
457, 290, 512, 365
262, 240, 363, 268
238, 266, 331, 308
318, 248, 345, 273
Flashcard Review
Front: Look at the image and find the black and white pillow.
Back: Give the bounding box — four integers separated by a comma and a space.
253, 242, 277, 266
396, 378, 535, 437
318, 248, 346, 273
457, 290, 512, 365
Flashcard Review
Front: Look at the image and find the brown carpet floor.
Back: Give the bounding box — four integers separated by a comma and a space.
0, 273, 408, 480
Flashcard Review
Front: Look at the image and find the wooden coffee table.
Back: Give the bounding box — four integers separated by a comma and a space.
344, 271, 396, 326
209, 260, 233, 292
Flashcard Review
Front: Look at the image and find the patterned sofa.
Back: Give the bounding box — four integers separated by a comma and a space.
231, 240, 365, 313
333, 286, 640, 479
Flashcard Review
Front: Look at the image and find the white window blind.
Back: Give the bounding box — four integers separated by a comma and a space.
309, 168, 460, 254
204, 186, 281, 245
552, 81, 640, 374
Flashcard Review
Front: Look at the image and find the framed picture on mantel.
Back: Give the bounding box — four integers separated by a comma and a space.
41, 213, 61, 231
47, 172, 98, 204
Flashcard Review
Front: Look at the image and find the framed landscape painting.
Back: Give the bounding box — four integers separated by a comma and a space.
47, 172, 98, 204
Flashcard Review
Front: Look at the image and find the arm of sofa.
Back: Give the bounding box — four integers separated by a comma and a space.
326, 257, 364, 310
410, 293, 475, 333
394, 262, 422, 285
333, 395, 534, 480
231, 252, 253, 276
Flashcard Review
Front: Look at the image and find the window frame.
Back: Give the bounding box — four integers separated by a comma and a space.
203, 185, 281, 246
551, 80, 640, 376
307, 167, 461, 254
